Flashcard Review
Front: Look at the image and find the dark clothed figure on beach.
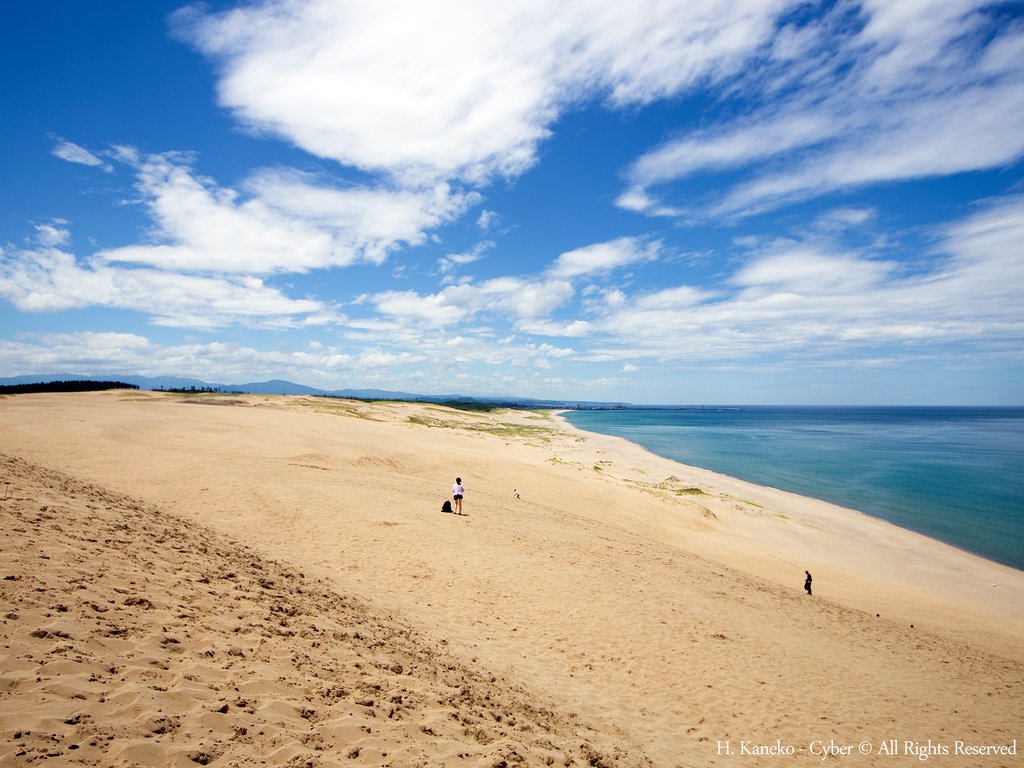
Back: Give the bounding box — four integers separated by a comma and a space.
804, 570, 813, 595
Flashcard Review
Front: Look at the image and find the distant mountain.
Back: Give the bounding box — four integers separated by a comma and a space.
231, 379, 324, 395
0, 373, 629, 409
330, 387, 429, 400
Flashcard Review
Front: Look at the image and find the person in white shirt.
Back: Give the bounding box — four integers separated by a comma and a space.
452, 477, 465, 515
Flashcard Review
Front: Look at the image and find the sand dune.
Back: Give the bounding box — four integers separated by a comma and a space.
0, 453, 636, 767
1, 391, 1021, 767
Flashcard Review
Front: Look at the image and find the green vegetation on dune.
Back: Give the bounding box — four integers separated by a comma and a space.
295, 397, 380, 420
406, 412, 557, 440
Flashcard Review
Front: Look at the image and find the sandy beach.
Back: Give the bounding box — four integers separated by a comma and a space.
1, 390, 1021, 767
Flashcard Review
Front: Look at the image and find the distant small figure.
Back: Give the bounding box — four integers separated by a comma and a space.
514, 488, 520, 499
452, 477, 465, 515
804, 570, 813, 596
441, 500, 453, 513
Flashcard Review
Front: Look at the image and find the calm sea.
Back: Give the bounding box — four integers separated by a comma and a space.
561, 407, 1024, 571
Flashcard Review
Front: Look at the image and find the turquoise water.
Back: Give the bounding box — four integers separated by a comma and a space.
562, 407, 1024, 571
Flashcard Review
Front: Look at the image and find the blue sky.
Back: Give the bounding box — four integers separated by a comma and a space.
2, 0, 1023, 404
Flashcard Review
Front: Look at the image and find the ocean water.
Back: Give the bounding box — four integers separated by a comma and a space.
561, 407, 1024, 571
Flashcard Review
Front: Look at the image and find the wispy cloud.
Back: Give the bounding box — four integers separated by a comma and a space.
476, 209, 499, 231
621, 2, 1024, 218
368, 274, 576, 332
33, 221, 71, 248
337, 190, 1024, 370
98, 150, 473, 275
0, 239, 334, 330
0, 332, 356, 384
5, 197, 1020, 390
583, 195, 1024, 363
439, 241, 492, 278
50, 139, 112, 172
548, 237, 661, 279
369, 235, 666, 335
0, 327, 581, 394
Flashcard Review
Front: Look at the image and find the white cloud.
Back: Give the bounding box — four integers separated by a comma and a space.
928, 194, 1024, 315
549, 237, 661, 279
357, 349, 426, 368
34, 222, 71, 247
620, 2, 1024, 217
717, 81, 1024, 216
583, 195, 1024, 362
97, 152, 472, 275
814, 208, 876, 231
247, 169, 477, 265
625, 112, 833, 191
603, 289, 627, 308
177, 0, 791, 186
369, 275, 574, 330
370, 289, 469, 329
0, 332, 368, 386
50, 139, 112, 172
614, 188, 657, 213
439, 241, 492, 277
7, 198, 1020, 392
0, 332, 150, 377
731, 248, 897, 293
0, 245, 332, 329
0, 327, 568, 388
478, 276, 574, 319
633, 285, 711, 311
517, 319, 592, 338
477, 209, 499, 231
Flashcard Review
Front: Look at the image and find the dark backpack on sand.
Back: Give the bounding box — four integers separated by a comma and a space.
441, 500, 453, 513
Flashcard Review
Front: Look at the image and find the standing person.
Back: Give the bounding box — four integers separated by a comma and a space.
452, 477, 465, 515
804, 570, 813, 596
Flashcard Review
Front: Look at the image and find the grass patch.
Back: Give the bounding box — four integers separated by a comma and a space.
424, 406, 489, 420
164, 390, 243, 400
406, 414, 557, 440
489, 423, 557, 438
672, 487, 708, 496
296, 397, 379, 420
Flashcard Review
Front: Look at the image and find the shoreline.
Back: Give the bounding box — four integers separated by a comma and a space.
557, 406, 1024, 573
548, 409, 1024, 655
2, 391, 1022, 766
